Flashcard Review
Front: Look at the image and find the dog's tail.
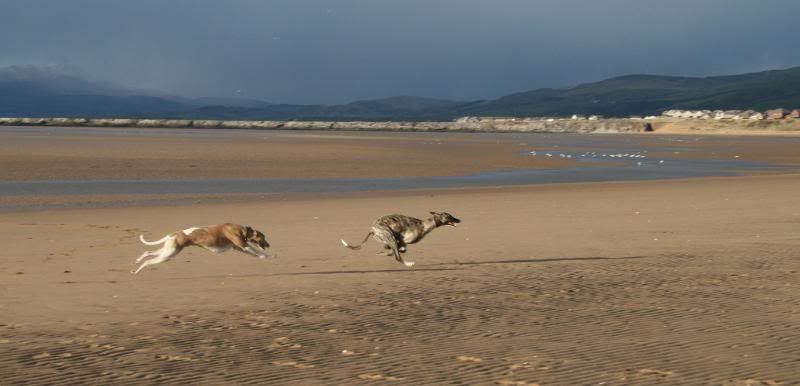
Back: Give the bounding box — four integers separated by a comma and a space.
140, 234, 171, 246
341, 231, 374, 250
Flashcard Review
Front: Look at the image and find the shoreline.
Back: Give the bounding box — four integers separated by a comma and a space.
2, 172, 799, 214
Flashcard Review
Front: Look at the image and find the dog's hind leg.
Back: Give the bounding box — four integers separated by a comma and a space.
377, 243, 406, 256
372, 226, 414, 267
376, 245, 394, 256
135, 250, 159, 263
131, 242, 182, 274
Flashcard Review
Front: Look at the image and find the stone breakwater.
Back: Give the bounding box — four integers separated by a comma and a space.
0, 117, 650, 134
3, 116, 799, 134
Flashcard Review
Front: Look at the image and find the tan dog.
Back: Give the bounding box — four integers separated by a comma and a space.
132, 223, 274, 274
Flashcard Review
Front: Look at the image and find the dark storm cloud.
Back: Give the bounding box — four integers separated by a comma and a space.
1, 0, 798, 103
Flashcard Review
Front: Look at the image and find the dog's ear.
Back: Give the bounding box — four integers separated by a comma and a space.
430, 211, 438, 216
243, 225, 254, 238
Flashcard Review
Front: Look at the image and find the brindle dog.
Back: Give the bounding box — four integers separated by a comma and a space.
341, 212, 460, 267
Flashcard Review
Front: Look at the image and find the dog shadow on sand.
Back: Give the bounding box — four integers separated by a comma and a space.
157, 256, 647, 280
426, 255, 648, 267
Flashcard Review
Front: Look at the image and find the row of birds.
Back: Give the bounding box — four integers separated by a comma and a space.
528, 150, 665, 165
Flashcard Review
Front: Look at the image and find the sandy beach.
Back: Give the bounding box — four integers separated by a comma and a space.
1, 128, 800, 385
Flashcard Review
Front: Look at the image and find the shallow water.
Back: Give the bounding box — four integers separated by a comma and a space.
0, 154, 785, 197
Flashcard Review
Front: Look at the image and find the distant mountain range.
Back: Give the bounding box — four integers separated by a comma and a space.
1, 64, 799, 120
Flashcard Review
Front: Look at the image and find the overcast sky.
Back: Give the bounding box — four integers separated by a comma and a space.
1, 0, 799, 104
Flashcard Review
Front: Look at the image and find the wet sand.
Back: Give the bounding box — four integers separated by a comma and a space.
0, 127, 578, 181
2, 128, 800, 385
3, 127, 800, 212
4, 126, 800, 183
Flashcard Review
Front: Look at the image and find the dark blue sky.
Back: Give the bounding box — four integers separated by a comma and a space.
2, 0, 799, 104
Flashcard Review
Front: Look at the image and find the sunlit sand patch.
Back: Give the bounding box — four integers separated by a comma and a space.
638, 368, 674, 377
508, 362, 532, 370
267, 336, 301, 349
31, 352, 51, 359
357, 374, 404, 381
456, 355, 483, 362
495, 380, 540, 386
724, 380, 783, 386
271, 360, 316, 369
155, 354, 197, 362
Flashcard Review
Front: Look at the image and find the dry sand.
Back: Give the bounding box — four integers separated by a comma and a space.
2, 175, 799, 385
1, 127, 799, 385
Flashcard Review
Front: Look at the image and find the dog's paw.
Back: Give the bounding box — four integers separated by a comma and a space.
404, 261, 415, 267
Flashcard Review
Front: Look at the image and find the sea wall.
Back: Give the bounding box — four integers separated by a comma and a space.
2, 116, 798, 134
0, 117, 651, 134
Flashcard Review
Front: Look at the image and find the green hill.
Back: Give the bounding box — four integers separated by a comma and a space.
446, 67, 800, 118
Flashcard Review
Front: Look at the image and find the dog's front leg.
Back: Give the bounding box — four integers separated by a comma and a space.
239, 244, 272, 259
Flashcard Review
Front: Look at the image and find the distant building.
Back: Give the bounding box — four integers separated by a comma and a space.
787, 109, 800, 119
571, 114, 586, 120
